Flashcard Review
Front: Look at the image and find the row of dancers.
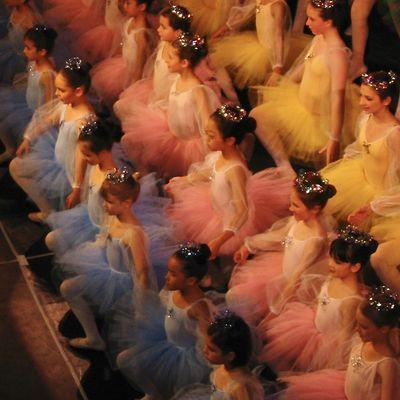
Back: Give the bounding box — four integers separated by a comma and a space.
0, 0, 400, 399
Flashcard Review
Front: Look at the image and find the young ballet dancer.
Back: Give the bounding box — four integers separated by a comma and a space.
0, 24, 57, 164
91, 0, 158, 106
116, 243, 215, 399
114, 3, 192, 120
166, 104, 291, 261
260, 225, 378, 373
250, 0, 354, 168
121, 32, 220, 178
45, 118, 119, 254
227, 170, 336, 325
321, 70, 400, 292
0, 0, 39, 83
173, 311, 265, 400
211, 0, 292, 88
280, 285, 400, 400
9, 56, 94, 222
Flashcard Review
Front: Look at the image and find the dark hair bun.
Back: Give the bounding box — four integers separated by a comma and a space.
326, 184, 337, 199
198, 244, 211, 262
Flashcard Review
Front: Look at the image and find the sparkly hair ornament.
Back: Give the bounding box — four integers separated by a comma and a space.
361, 71, 398, 92
79, 118, 99, 137
337, 224, 375, 247
64, 56, 83, 71
106, 167, 132, 185
311, 0, 338, 9
33, 24, 48, 32
368, 285, 400, 313
169, 2, 192, 21
175, 32, 206, 52
217, 104, 247, 123
295, 170, 330, 194
178, 241, 205, 259
210, 309, 236, 330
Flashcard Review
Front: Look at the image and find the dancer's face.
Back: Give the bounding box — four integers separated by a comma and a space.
123, 0, 144, 17
158, 16, 180, 42
289, 190, 319, 221
23, 39, 42, 62
359, 85, 391, 115
203, 334, 231, 365
356, 307, 389, 342
78, 141, 101, 166
306, 5, 331, 35
205, 119, 226, 151
328, 257, 360, 279
102, 193, 127, 216
164, 45, 188, 73
165, 256, 188, 290
55, 73, 81, 104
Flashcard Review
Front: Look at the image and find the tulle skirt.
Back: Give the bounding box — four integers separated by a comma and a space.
91, 56, 127, 105
43, 0, 91, 29
226, 251, 284, 324
167, 169, 291, 256
211, 31, 270, 89
260, 302, 351, 372
0, 88, 32, 149
116, 291, 211, 400
177, 0, 237, 37
121, 105, 206, 178
0, 35, 26, 84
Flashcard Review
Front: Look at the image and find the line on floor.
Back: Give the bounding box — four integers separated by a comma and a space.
0, 221, 88, 400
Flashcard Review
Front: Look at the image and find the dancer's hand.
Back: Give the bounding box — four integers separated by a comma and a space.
211, 24, 230, 40
319, 139, 340, 165
348, 204, 372, 226
234, 245, 250, 264
16, 139, 30, 157
65, 188, 81, 209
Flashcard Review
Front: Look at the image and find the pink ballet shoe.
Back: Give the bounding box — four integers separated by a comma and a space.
69, 337, 106, 351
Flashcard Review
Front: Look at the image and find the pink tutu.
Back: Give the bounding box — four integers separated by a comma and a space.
91, 56, 127, 105
167, 171, 291, 256
43, 0, 90, 28
73, 25, 116, 65
226, 251, 283, 324
121, 107, 206, 178
281, 370, 346, 400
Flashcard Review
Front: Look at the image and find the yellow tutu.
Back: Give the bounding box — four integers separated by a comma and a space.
321, 157, 377, 223
211, 31, 270, 89
177, 0, 236, 37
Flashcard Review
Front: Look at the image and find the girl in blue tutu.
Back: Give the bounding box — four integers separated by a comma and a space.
9, 56, 95, 223
173, 311, 265, 400
116, 243, 216, 400
1, 0, 39, 84
58, 167, 155, 351
45, 118, 121, 254
0, 24, 57, 164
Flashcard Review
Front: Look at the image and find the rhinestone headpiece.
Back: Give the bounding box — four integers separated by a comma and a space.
106, 167, 131, 185
217, 104, 247, 123
295, 170, 329, 194
311, 0, 337, 9
169, 3, 192, 21
368, 286, 400, 313
64, 57, 83, 71
80, 119, 99, 137
361, 71, 397, 92
210, 310, 235, 330
175, 32, 206, 52
337, 224, 375, 247
33, 24, 48, 32
178, 242, 204, 259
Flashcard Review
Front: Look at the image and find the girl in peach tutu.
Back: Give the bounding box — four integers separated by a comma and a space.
279, 285, 400, 400
227, 170, 336, 325
166, 104, 291, 262
121, 32, 220, 178
114, 4, 192, 120
260, 226, 378, 373
91, 0, 158, 106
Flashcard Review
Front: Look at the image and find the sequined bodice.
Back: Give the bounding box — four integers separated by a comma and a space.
345, 343, 399, 400
359, 116, 396, 191
164, 291, 198, 348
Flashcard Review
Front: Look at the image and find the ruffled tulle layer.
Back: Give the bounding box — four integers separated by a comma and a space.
91, 56, 127, 105
167, 169, 291, 256
178, 0, 236, 37
121, 105, 206, 178
211, 31, 270, 88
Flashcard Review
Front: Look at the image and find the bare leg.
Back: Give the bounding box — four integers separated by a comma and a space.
60, 277, 106, 350
292, 0, 308, 34
349, 0, 377, 80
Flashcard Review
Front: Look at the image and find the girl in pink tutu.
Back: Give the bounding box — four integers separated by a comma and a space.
260, 225, 379, 373
227, 170, 336, 325
121, 32, 220, 178
165, 104, 291, 262
279, 286, 400, 400
114, 4, 192, 120
91, 0, 158, 106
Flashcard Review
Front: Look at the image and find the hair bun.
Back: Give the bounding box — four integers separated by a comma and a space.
326, 184, 337, 199
241, 116, 257, 133
45, 26, 58, 40
198, 243, 211, 261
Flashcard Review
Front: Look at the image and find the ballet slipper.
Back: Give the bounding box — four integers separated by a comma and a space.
69, 337, 106, 351
28, 212, 49, 224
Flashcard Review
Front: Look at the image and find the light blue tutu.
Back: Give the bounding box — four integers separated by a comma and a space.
116, 290, 212, 400
0, 22, 26, 84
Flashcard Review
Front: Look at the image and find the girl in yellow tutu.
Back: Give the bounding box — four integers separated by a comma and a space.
176, 0, 239, 38
250, 0, 354, 169
321, 70, 400, 292
210, 0, 292, 89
